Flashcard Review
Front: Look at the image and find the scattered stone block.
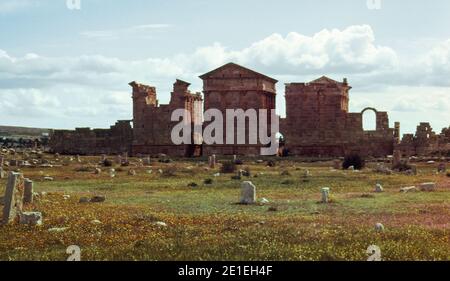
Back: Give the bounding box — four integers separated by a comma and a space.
419, 182, 436, 192
375, 223, 385, 232
400, 186, 418, 193
48, 227, 69, 233
375, 183, 384, 193
154, 221, 167, 227
90, 195, 106, 203
19, 212, 42, 226
128, 169, 136, 176
240, 181, 256, 204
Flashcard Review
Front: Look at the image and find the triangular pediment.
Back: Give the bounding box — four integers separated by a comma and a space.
199, 62, 278, 83
310, 76, 342, 85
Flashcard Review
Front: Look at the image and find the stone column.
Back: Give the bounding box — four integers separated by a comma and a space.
392, 150, 402, 168
321, 187, 330, 203
23, 178, 34, 204
209, 155, 216, 169
2, 172, 24, 224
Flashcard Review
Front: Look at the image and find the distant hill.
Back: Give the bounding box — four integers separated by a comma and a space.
0, 125, 51, 139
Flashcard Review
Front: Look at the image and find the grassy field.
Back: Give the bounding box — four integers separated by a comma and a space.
0, 155, 449, 261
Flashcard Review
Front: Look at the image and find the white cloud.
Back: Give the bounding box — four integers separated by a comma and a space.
80, 24, 171, 39
0, 0, 39, 13
0, 25, 449, 133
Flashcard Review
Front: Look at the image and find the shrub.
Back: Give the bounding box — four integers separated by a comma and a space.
204, 178, 213, 185
447, 172, 450, 178
343, 154, 365, 170
103, 159, 113, 167
234, 159, 244, 165
266, 160, 276, 167
221, 161, 237, 174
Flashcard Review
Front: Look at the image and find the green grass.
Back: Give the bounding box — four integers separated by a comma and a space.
0, 156, 449, 261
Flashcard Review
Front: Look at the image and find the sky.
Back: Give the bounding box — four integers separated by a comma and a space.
0, 0, 449, 135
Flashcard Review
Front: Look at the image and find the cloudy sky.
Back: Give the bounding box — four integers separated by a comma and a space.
0, 0, 449, 135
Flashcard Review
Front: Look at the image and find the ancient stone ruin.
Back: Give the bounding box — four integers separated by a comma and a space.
48, 62, 450, 158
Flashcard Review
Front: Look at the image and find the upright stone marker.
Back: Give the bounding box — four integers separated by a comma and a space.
2, 172, 24, 224
321, 187, 330, 203
209, 155, 216, 169
392, 150, 402, 168
23, 178, 34, 204
240, 181, 256, 204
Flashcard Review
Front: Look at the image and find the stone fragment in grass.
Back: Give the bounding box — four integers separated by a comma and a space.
19, 212, 42, 226
48, 227, 69, 233
78, 197, 89, 203
240, 181, 256, 204
419, 182, 436, 192
44, 177, 54, 181
128, 169, 136, 176
260, 198, 269, 204
375, 183, 384, 193
400, 186, 417, 193
94, 168, 102, 175
375, 223, 385, 232
154, 221, 167, 227
90, 195, 106, 203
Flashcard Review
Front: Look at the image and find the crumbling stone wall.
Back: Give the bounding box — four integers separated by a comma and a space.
131, 79, 203, 157
280, 77, 396, 157
200, 63, 277, 156
397, 123, 450, 156
49, 121, 133, 155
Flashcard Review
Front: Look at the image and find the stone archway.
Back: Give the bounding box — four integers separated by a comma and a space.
361, 107, 378, 131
